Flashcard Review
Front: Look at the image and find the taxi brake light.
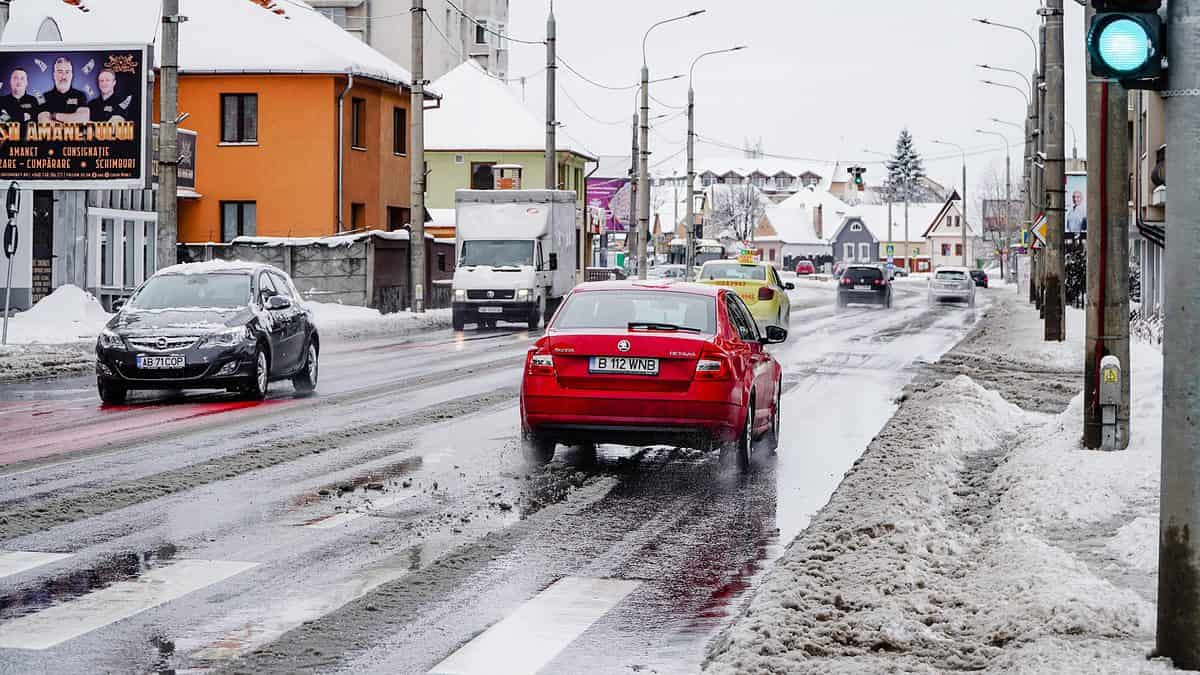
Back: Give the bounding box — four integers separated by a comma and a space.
758, 286, 775, 301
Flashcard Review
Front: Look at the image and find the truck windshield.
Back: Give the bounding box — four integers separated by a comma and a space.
460, 240, 534, 268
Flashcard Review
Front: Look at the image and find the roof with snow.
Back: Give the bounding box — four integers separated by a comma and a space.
426, 61, 594, 159
759, 207, 825, 246
667, 155, 834, 183
844, 203, 946, 244
2, 0, 415, 88
921, 189, 980, 239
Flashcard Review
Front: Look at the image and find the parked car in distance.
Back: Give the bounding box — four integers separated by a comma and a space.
794, 260, 816, 276
95, 261, 320, 404
520, 281, 786, 469
970, 269, 989, 288
836, 264, 893, 309
647, 264, 687, 280
929, 266, 977, 308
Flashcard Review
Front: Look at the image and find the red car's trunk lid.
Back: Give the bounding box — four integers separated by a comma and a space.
547, 330, 710, 392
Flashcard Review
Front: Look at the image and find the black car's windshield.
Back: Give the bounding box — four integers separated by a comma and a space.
699, 263, 766, 281
553, 291, 716, 334
129, 273, 252, 310
460, 240, 534, 267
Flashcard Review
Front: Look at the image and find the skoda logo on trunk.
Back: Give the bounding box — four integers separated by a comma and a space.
617, 339, 631, 352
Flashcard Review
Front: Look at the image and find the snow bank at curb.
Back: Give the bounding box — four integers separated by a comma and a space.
307, 302, 452, 341
705, 362, 1170, 673
2, 285, 111, 345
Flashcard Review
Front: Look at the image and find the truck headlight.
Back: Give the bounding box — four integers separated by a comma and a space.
454, 289, 467, 301
516, 288, 532, 300
202, 326, 251, 348
98, 329, 124, 349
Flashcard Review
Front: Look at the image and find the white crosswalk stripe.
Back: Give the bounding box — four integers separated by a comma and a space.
301, 492, 415, 529
0, 551, 73, 580
429, 577, 641, 675
0, 559, 259, 650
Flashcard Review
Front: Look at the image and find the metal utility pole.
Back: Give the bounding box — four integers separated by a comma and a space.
545, 8, 556, 190
1083, 2, 1130, 451
637, 63, 650, 280
1042, 2, 1066, 341
410, 0, 426, 312
686, 85, 696, 279
629, 112, 638, 274
1036, 21, 1048, 313
1158, 0, 1200, 664
156, 0, 181, 272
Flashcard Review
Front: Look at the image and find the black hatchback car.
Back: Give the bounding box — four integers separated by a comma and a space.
96, 262, 320, 404
836, 264, 893, 309
970, 270, 990, 288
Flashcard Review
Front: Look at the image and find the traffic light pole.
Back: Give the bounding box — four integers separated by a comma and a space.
1042, 0, 1066, 342
1157, 0, 1200, 664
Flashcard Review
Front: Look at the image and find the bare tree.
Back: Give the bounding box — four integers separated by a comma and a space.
708, 184, 766, 242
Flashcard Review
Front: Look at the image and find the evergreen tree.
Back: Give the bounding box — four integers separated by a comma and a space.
886, 128, 927, 201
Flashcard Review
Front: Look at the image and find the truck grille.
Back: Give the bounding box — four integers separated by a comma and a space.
466, 290, 515, 300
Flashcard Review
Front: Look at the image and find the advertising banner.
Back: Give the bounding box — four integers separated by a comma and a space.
586, 177, 630, 232
0, 43, 151, 189
152, 124, 197, 192
1065, 172, 1087, 237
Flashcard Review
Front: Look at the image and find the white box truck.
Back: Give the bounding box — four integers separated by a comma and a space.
452, 189, 578, 331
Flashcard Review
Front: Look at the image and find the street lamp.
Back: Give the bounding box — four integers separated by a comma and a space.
981, 79, 1030, 109
685, 45, 746, 281
977, 63, 1033, 100
931, 139, 969, 267
976, 129, 1014, 275
638, 9, 705, 280
972, 18, 1039, 74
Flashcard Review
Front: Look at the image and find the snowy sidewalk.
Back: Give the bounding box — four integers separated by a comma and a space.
705, 292, 1174, 674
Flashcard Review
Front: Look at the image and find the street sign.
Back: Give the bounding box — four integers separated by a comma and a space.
885, 244, 895, 256
1032, 213, 1048, 245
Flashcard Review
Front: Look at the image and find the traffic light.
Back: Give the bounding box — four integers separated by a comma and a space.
847, 166, 866, 190
1088, 1, 1165, 89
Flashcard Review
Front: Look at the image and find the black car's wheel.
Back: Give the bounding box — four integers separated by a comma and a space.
245, 346, 270, 401
292, 342, 318, 394
521, 431, 556, 465
97, 378, 127, 405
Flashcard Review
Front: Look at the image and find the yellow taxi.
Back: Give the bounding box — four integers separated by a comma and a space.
697, 254, 794, 332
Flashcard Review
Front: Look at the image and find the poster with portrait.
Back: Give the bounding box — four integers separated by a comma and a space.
0, 43, 151, 189
1065, 172, 1087, 238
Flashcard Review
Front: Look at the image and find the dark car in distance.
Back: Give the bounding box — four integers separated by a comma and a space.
836, 264, 893, 309
970, 270, 990, 288
95, 262, 320, 404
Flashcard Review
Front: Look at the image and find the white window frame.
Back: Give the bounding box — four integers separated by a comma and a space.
843, 243, 855, 261
859, 242, 871, 261
850, 222, 863, 232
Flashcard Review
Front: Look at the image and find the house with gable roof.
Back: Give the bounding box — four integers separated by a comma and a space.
923, 189, 982, 269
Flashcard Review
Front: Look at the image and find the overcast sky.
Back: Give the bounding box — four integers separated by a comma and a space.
502, 0, 1088, 196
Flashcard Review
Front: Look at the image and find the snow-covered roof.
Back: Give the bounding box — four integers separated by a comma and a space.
2, 0, 415, 87
671, 155, 834, 182
426, 61, 593, 159
761, 207, 825, 246
842, 203, 945, 244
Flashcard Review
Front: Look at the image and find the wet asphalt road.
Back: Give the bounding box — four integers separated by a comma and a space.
0, 279, 985, 674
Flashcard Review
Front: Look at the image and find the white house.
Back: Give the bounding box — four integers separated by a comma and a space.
922, 190, 982, 269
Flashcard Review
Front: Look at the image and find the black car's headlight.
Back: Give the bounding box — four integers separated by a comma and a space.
98, 329, 124, 349
201, 326, 252, 348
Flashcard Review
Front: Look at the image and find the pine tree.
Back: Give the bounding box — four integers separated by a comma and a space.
886, 128, 927, 201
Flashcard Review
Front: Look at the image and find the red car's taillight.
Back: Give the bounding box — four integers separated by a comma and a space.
841, 276, 853, 286
526, 351, 556, 377
695, 348, 730, 380
758, 286, 775, 301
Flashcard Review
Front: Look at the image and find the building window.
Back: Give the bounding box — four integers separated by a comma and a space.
393, 107, 407, 155
471, 162, 495, 190
843, 243, 855, 261
351, 98, 366, 149
351, 203, 365, 230
221, 94, 258, 143
475, 21, 487, 44
437, 252, 447, 272
955, 243, 964, 256
859, 243, 870, 261
850, 222, 863, 232
769, 248, 776, 262
388, 206, 411, 232
318, 7, 347, 27
941, 243, 952, 256
221, 201, 257, 241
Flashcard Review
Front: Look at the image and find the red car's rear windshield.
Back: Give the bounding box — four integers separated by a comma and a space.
553, 291, 717, 334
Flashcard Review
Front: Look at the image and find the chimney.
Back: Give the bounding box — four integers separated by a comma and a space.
813, 205, 823, 239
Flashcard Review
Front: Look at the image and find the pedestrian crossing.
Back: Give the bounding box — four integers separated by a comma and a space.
0, 550, 72, 580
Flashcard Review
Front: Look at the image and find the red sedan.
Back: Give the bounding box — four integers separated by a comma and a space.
520, 281, 786, 469
795, 260, 816, 275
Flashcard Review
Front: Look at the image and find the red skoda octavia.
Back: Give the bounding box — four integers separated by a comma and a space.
520, 281, 786, 468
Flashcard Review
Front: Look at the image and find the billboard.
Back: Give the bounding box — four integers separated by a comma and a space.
0, 43, 151, 189
586, 177, 630, 232
1065, 172, 1087, 237
152, 125, 197, 192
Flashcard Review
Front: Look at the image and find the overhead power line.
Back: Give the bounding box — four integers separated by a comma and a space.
444, 0, 545, 45
556, 55, 640, 91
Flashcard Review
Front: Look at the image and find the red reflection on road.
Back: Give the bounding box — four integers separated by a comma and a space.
0, 397, 288, 467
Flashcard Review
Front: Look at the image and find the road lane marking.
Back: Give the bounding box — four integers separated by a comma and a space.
0, 551, 72, 580
0, 559, 258, 650
429, 576, 641, 675
300, 492, 415, 529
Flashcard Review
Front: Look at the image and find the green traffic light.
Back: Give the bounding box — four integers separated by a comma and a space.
1097, 18, 1151, 73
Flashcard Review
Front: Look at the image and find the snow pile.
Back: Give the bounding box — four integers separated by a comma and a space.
307, 302, 451, 340
706, 335, 1171, 672
1, 285, 112, 345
